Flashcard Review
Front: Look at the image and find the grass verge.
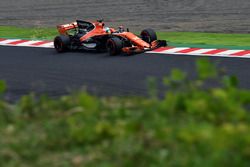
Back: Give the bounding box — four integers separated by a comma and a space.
0, 26, 57, 40
157, 32, 250, 50
1, 26, 250, 49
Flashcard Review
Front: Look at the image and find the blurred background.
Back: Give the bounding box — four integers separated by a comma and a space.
1, 0, 250, 33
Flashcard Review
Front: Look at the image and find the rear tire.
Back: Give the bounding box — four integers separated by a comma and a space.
54, 35, 70, 53
140, 28, 157, 43
106, 37, 123, 56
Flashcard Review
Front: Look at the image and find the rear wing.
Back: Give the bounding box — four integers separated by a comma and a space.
57, 22, 78, 35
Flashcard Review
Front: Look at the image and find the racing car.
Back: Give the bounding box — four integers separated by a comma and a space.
54, 19, 167, 55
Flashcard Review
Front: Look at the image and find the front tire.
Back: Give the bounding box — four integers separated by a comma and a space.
106, 37, 123, 56
140, 28, 157, 43
54, 35, 71, 53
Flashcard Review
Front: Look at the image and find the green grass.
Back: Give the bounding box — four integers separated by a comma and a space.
157, 32, 250, 46
157, 32, 250, 49
0, 26, 57, 40
1, 26, 250, 49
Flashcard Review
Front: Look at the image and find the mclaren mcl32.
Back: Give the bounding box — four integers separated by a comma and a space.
54, 19, 167, 55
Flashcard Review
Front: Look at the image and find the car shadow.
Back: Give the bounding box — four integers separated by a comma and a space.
53, 49, 139, 58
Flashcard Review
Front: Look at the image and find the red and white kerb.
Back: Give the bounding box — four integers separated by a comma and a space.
148, 47, 250, 58
1, 38, 250, 58
0, 38, 53, 48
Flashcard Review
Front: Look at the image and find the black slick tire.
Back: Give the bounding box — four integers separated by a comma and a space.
140, 28, 157, 43
106, 37, 123, 56
54, 35, 70, 53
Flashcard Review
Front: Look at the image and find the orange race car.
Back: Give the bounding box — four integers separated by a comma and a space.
54, 19, 167, 55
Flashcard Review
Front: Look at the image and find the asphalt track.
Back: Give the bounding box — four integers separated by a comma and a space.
1, 46, 250, 100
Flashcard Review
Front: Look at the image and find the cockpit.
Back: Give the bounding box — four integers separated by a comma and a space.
76, 20, 95, 34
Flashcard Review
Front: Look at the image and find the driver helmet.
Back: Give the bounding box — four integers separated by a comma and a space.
105, 27, 111, 34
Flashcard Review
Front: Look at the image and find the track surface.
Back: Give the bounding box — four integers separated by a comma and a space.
1, 46, 250, 100
1, 0, 250, 32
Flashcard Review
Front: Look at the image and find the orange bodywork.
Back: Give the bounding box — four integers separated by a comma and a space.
57, 22, 78, 35
57, 21, 113, 40
80, 21, 108, 41
117, 32, 150, 48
